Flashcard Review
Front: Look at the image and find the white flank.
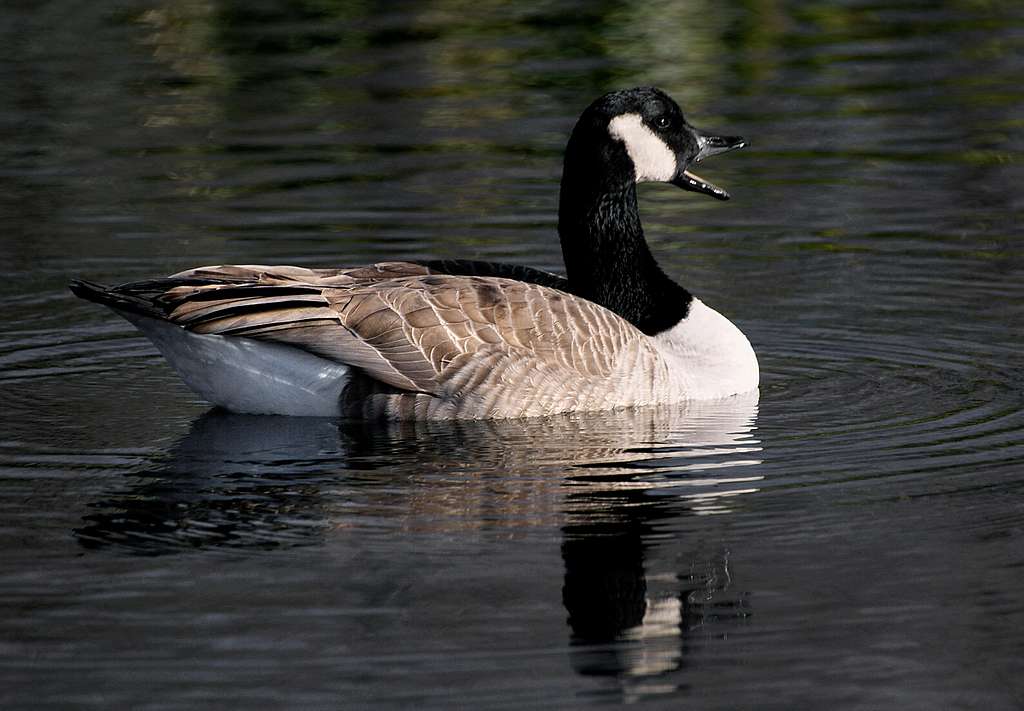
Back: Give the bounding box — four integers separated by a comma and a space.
121, 312, 350, 416
652, 299, 759, 400
608, 113, 676, 182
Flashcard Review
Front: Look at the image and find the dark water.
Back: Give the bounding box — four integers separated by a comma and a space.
2, 0, 1024, 708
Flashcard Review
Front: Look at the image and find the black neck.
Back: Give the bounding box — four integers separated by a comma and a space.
558, 167, 692, 336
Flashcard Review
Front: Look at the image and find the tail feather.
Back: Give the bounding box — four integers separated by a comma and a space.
68, 279, 170, 320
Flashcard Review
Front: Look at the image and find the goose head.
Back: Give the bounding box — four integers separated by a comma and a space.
562, 87, 746, 200
557, 87, 750, 340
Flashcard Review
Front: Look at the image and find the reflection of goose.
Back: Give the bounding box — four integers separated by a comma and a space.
75, 393, 759, 701
75, 393, 759, 547
561, 393, 759, 694
70, 87, 756, 418
75, 412, 350, 553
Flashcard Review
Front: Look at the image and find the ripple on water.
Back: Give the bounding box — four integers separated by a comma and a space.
758, 322, 1024, 501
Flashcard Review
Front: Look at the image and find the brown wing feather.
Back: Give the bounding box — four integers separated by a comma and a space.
147, 264, 661, 415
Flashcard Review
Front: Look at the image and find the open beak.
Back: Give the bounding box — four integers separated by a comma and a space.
670, 131, 747, 201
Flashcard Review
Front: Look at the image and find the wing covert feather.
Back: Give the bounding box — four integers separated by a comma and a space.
146, 265, 662, 414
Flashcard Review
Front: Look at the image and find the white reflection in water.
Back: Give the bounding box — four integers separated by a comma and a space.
560, 389, 762, 516
553, 393, 759, 693
75, 393, 762, 697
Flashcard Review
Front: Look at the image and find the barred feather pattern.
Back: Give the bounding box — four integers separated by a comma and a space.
143, 262, 675, 420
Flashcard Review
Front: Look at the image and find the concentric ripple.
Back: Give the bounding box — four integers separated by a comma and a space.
756, 322, 1024, 497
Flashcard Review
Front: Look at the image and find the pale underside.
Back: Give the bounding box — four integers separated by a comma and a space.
126, 262, 679, 419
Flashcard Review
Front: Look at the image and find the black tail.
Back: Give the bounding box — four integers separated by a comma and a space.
68, 279, 170, 320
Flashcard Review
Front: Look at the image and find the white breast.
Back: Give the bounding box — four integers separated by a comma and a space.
652, 299, 759, 400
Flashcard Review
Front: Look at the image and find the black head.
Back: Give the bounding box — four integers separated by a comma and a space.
564, 87, 746, 200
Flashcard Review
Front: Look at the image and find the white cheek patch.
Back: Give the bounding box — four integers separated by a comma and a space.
608, 113, 677, 183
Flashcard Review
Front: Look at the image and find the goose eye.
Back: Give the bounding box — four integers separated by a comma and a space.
655, 115, 671, 129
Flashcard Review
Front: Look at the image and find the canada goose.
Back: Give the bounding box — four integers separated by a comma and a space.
70, 87, 758, 419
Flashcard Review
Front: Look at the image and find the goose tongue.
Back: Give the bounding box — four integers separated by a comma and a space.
670, 131, 747, 201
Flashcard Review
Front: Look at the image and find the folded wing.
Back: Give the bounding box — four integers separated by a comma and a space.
143, 263, 663, 417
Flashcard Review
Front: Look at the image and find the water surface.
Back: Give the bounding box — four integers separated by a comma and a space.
2, 1, 1023, 708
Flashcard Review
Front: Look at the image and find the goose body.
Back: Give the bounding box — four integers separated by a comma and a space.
71, 88, 758, 420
